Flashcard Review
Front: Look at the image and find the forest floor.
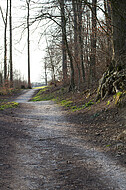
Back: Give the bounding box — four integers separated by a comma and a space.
0, 86, 126, 189
31, 84, 126, 166
0, 85, 126, 165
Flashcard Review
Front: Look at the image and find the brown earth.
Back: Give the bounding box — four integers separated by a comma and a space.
0, 87, 126, 189
65, 96, 126, 166
0, 86, 126, 166
38, 85, 126, 166
1, 86, 126, 166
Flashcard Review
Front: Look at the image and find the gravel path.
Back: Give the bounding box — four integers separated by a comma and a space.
0, 90, 126, 190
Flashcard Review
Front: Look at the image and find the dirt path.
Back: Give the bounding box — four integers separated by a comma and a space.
0, 90, 126, 190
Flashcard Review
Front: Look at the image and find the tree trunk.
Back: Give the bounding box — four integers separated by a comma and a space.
60, 0, 67, 84
0, 2, 8, 82
9, 0, 13, 86
104, 0, 112, 67
90, 0, 97, 83
72, 0, 81, 89
27, 0, 31, 88
96, 0, 126, 100
4, 0, 8, 82
44, 61, 47, 86
78, 0, 85, 83
59, 0, 75, 91
111, 0, 126, 63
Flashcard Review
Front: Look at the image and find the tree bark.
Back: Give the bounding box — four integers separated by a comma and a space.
59, 0, 75, 90
90, 0, 97, 83
96, 0, 126, 100
72, 0, 81, 89
78, 0, 85, 83
111, 0, 126, 64
9, 0, 13, 86
60, 0, 67, 84
0, 2, 8, 82
4, 1, 8, 81
27, 0, 31, 88
104, 0, 112, 66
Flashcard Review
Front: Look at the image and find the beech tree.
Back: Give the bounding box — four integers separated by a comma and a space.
0, 0, 8, 82
90, 0, 97, 83
59, 0, 67, 83
26, 0, 31, 88
23, 0, 126, 94
9, 0, 13, 86
97, 0, 126, 99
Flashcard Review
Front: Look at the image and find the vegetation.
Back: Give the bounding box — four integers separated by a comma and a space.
0, 83, 22, 96
31, 85, 97, 112
31, 81, 126, 115
0, 0, 126, 109
0, 101, 19, 111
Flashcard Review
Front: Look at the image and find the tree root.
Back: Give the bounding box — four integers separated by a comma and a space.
96, 68, 126, 101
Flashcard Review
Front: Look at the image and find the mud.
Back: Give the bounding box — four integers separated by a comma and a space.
0, 90, 126, 189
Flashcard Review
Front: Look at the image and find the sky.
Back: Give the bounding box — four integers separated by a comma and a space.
0, 0, 47, 83
0, 0, 104, 84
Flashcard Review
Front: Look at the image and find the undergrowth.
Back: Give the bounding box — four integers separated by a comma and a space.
31, 85, 95, 112
0, 102, 19, 110
0, 87, 15, 95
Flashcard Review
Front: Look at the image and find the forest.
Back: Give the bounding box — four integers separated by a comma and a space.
0, 1, 126, 186
0, 0, 126, 101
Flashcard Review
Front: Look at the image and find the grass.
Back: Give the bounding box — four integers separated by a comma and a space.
33, 86, 47, 89
60, 100, 73, 107
32, 94, 54, 101
0, 102, 19, 110
31, 85, 95, 112
32, 86, 51, 101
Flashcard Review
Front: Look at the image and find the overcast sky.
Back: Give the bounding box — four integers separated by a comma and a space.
0, 0, 47, 83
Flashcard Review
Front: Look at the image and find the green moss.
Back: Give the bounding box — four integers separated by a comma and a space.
107, 100, 110, 105
114, 91, 126, 107
32, 94, 54, 101
114, 91, 123, 105
0, 102, 19, 110
60, 100, 73, 106
82, 100, 94, 108
70, 100, 94, 112
106, 144, 111, 147
31, 85, 69, 103
31, 85, 95, 112
31, 86, 56, 102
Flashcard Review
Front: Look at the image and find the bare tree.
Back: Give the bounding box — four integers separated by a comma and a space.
26, 0, 31, 88
9, 0, 13, 86
0, 0, 9, 82
78, 0, 85, 83
90, 0, 97, 84
72, 0, 81, 88
60, 0, 67, 84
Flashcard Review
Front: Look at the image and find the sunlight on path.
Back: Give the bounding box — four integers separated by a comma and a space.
1, 91, 126, 189
14, 89, 38, 103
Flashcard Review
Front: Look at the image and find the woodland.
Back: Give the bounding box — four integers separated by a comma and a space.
0, 0, 126, 168
0, 0, 126, 102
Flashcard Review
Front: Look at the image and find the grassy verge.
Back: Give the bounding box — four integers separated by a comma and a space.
31, 85, 96, 112
32, 86, 47, 90
0, 86, 21, 111
0, 102, 19, 111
